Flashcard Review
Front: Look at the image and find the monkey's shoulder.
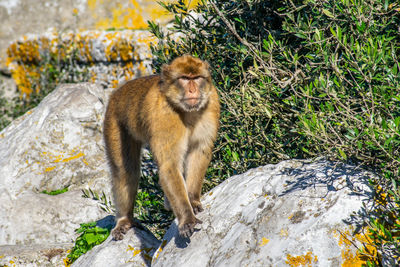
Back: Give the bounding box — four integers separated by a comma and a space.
119, 74, 160, 92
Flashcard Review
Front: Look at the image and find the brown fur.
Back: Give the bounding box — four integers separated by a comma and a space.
104, 55, 220, 239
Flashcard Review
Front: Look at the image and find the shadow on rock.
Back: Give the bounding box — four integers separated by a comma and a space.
279, 159, 373, 199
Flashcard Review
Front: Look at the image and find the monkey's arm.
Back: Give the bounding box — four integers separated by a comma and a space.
185, 146, 212, 214
149, 121, 201, 238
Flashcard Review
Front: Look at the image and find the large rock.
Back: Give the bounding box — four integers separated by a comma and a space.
6, 29, 155, 98
0, 190, 108, 245
0, 82, 160, 266
0, 83, 111, 265
152, 159, 373, 266
0, 83, 110, 200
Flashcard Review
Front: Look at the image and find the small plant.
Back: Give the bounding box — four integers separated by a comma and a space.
65, 222, 111, 265
41, 186, 69, 196
82, 188, 114, 213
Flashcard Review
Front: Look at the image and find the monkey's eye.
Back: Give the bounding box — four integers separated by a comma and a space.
179, 76, 204, 81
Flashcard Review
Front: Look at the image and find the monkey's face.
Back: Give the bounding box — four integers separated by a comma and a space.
161, 55, 212, 112
175, 75, 211, 112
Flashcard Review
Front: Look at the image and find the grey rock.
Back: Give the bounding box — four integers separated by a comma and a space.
0, 190, 108, 245
0, 83, 110, 200
0, 243, 71, 267
0, 0, 163, 64
0, 83, 112, 245
152, 159, 373, 267
72, 228, 161, 267
0, 82, 161, 266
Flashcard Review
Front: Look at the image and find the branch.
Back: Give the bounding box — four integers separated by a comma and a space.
209, 1, 300, 88
209, 1, 262, 64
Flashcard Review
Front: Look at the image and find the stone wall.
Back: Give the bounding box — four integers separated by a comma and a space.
0, 0, 198, 98
0, 0, 196, 65
6, 29, 156, 97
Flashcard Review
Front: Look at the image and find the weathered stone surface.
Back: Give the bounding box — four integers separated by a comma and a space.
0, 243, 71, 267
152, 159, 373, 267
0, 190, 109, 245
0, 83, 113, 247
0, 0, 172, 65
0, 83, 110, 198
6, 29, 155, 94
0, 82, 161, 266
0, 1, 162, 102
72, 228, 161, 267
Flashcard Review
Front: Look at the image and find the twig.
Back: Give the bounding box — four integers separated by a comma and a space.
209, 1, 300, 88
209, 1, 263, 65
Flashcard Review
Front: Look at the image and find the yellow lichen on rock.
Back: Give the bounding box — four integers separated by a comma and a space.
280, 228, 289, 238
86, 0, 202, 30
95, 2, 147, 30
153, 239, 168, 260
126, 245, 154, 263
259, 237, 269, 247
6, 29, 155, 98
285, 251, 318, 267
335, 228, 377, 266
8, 65, 34, 96
127, 245, 142, 256
44, 166, 57, 172
38, 150, 87, 174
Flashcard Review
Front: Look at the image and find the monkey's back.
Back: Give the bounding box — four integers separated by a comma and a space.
105, 74, 180, 144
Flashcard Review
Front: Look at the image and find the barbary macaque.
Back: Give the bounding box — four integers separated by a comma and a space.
103, 55, 220, 240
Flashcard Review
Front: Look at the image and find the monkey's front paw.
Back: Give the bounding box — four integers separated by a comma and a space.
112, 217, 134, 240
178, 217, 202, 238
190, 200, 204, 215
112, 226, 129, 241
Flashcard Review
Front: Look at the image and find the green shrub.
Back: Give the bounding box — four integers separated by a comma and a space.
65, 222, 111, 264
150, 0, 400, 264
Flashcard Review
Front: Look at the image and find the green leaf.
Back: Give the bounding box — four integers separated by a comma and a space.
295, 33, 307, 39
322, 9, 334, 18
338, 148, 347, 160
85, 233, 98, 245
330, 27, 336, 37
232, 151, 240, 162
392, 64, 398, 75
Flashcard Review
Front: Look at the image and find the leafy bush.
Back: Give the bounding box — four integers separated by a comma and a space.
150, 0, 400, 264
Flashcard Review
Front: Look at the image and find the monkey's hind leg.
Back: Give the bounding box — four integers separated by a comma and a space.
106, 124, 142, 240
